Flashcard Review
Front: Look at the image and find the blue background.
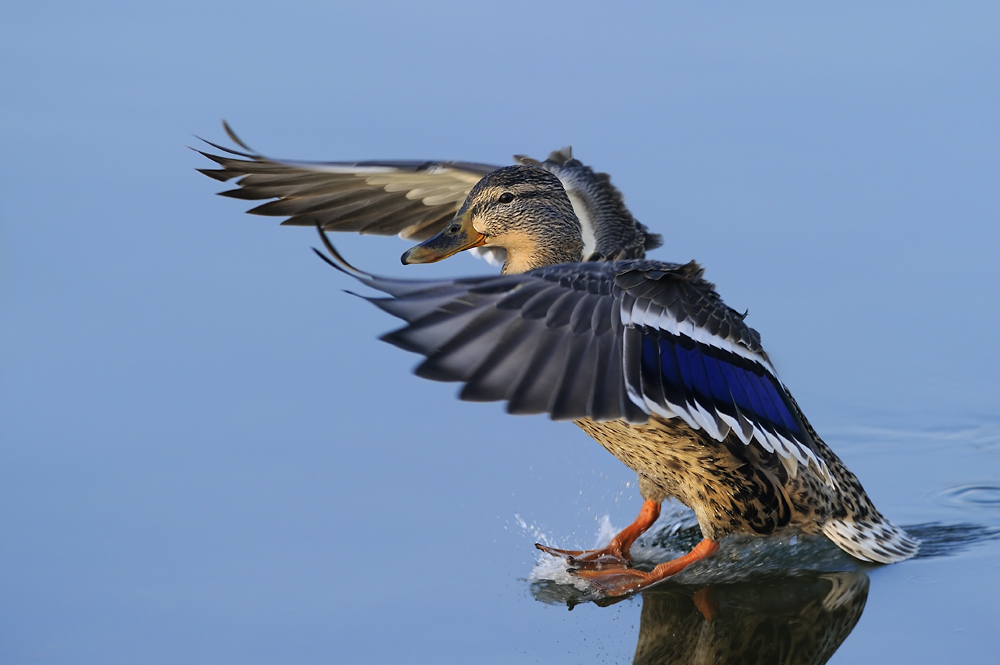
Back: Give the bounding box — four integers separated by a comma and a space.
2, 2, 998, 662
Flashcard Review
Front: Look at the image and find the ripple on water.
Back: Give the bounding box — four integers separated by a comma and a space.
941, 484, 1000, 508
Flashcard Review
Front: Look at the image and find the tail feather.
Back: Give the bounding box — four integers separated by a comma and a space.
823, 516, 919, 564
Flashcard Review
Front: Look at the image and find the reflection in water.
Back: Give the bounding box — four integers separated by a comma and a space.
631, 573, 868, 665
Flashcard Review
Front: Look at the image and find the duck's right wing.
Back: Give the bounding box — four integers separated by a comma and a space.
197, 122, 498, 241
315, 231, 827, 479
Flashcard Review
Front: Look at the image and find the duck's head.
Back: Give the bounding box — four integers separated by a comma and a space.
401, 165, 584, 274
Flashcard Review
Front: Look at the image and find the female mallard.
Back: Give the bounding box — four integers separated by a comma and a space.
309, 164, 918, 596
199, 133, 918, 595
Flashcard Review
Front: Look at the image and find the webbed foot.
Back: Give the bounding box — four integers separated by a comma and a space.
534, 499, 662, 568
570, 539, 720, 597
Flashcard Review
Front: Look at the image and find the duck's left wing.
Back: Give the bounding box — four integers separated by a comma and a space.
317, 235, 825, 474
197, 122, 497, 241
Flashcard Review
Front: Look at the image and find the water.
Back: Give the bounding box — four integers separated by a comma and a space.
2, 2, 999, 663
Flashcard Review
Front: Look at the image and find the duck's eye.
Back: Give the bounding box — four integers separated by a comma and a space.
498, 192, 514, 204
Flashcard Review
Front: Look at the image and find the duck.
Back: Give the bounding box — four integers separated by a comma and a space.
311, 165, 919, 596
199, 131, 918, 596
196, 121, 661, 269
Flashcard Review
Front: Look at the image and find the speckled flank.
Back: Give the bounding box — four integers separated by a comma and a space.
785, 393, 920, 563
577, 416, 797, 541
576, 402, 918, 562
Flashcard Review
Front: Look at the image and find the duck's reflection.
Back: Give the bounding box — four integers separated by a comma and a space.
530, 521, 998, 663
630, 572, 868, 665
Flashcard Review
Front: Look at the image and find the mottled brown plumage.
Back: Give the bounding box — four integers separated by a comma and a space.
575, 406, 889, 552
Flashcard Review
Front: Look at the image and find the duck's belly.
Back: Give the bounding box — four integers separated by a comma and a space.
574, 415, 829, 540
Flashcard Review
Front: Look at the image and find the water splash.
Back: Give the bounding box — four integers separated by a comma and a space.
514, 513, 594, 593
526, 504, 1000, 605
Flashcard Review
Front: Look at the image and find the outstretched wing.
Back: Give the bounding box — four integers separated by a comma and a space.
316, 234, 826, 475
197, 126, 659, 265
197, 122, 497, 241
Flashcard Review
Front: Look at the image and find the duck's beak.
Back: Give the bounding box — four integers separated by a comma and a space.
401, 209, 486, 265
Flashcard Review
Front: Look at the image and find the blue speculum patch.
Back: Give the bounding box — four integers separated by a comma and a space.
640, 331, 803, 441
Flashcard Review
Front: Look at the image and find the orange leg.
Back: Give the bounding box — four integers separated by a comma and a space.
573, 538, 720, 597
535, 500, 662, 565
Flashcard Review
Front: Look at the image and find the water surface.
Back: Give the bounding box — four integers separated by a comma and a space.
2, 2, 999, 663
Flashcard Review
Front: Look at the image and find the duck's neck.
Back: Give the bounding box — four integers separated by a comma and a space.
499, 225, 585, 274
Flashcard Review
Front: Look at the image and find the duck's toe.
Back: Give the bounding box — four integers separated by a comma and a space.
572, 538, 720, 598
535, 542, 633, 568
